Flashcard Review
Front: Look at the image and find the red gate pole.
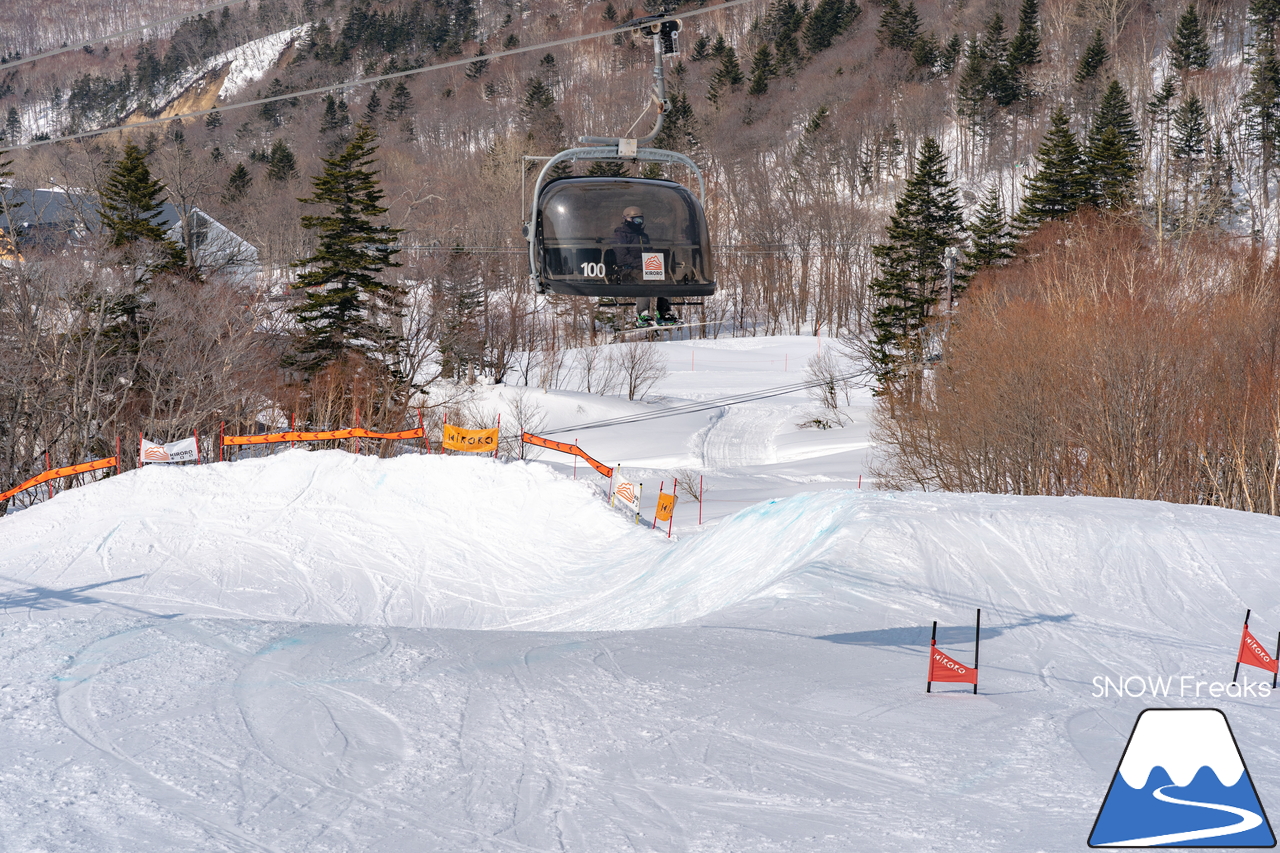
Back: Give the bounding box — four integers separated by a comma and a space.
45, 451, 52, 499
194, 428, 202, 464
291, 412, 296, 450
138, 432, 144, 469
495, 414, 501, 459
115, 436, 121, 475
354, 406, 362, 455
573, 439, 578, 479
219, 422, 225, 462
652, 481, 664, 530
419, 409, 426, 453
667, 478, 678, 538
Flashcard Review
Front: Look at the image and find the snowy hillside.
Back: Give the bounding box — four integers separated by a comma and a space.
2, 336, 1279, 852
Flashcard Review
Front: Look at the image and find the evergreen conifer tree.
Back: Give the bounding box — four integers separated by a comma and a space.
222, 162, 253, 204
1245, 44, 1280, 206
1204, 134, 1236, 224
1008, 0, 1042, 68
748, 44, 775, 95
652, 91, 698, 154
386, 81, 413, 120
320, 94, 351, 132
956, 41, 991, 126
1171, 93, 1209, 163
288, 124, 404, 376
465, 44, 489, 79
707, 47, 744, 105
1075, 29, 1108, 84
1250, 0, 1280, 45
768, 0, 806, 73
99, 142, 186, 271
362, 90, 382, 123
982, 14, 1017, 107
1008, 0, 1041, 98
1170, 4, 1211, 72
963, 187, 1016, 277
877, 0, 920, 52
1147, 76, 1179, 123
520, 77, 565, 152
4, 107, 19, 145
804, 0, 855, 54
1016, 106, 1091, 229
691, 34, 711, 61
868, 137, 964, 399
586, 160, 628, 177
96, 142, 187, 345
267, 139, 299, 182
939, 34, 963, 74
911, 32, 940, 70
1085, 80, 1142, 208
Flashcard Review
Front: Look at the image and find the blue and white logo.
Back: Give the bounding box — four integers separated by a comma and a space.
1089, 708, 1275, 847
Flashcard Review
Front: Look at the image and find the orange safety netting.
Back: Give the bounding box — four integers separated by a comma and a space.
0, 456, 118, 503
520, 433, 614, 479
223, 427, 425, 446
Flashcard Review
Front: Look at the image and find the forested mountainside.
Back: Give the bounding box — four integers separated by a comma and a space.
5, 0, 1276, 323
5, 0, 1280, 516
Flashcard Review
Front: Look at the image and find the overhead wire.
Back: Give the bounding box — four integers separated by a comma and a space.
542, 371, 863, 435
7, 0, 765, 152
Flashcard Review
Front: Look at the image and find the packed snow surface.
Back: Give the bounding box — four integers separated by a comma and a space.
3, 336, 1279, 852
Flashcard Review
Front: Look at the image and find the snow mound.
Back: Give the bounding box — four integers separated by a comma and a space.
4, 451, 1280, 633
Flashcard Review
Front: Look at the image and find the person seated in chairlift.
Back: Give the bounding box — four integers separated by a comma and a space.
612, 206, 676, 326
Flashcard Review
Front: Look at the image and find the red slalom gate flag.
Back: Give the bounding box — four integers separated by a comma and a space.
1237, 624, 1279, 674
926, 609, 981, 694
929, 646, 978, 684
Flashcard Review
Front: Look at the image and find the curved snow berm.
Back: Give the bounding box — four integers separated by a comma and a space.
3, 450, 1280, 632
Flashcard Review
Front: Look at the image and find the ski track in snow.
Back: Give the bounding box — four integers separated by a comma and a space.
698, 405, 785, 468
3, 337, 1280, 851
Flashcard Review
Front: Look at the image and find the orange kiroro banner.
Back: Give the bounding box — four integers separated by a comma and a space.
442, 424, 499, 453
654, 492, 677, 522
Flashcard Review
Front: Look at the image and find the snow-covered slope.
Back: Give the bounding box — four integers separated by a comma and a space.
5, 449, 1280, 639
3, 336, 1278, 852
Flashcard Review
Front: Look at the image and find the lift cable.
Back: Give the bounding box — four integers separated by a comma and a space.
541, 370, 862, 435
7, 0, 762, 152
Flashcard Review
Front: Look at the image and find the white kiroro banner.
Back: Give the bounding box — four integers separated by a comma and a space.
140, 436, 199, 463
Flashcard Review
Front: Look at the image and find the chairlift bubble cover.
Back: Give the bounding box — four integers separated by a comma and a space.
534, 177, 715, 297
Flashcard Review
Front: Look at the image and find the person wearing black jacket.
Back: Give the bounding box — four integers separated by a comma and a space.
612, 206, 675, 326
